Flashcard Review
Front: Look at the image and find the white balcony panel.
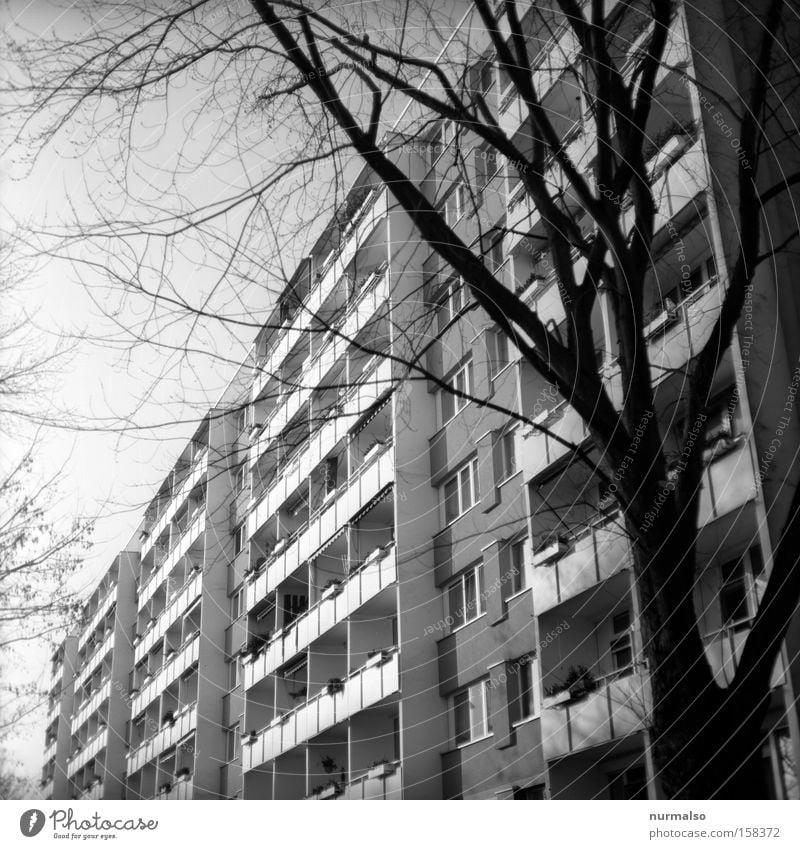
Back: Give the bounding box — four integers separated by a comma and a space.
342, 764, 402, 800
703, 623, 785, 689
75, 632, 115, 691
127, 704, 197, 775
68, 727, 108, 776
135, 571, 202, 664
252, 190, 388, 403
250, 271, 391, 468
71, 678, 112, 734
245, 546, 397, 689
246, 447, 394, 612
141, 450, 208, 563
541, 671, 649, 760
157, 778, 193, 800
80, 584, 118, 648
131, 633, 200, 716
139, 512, 206, 612
249, 357, 393, 533
43, 737, 57, 765
243, 650, 400, 771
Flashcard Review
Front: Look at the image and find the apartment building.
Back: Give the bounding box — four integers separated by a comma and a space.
42, 0, 800, 800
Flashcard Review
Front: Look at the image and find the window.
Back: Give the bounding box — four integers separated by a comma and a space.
475, 143, 501, 204
608, 765, 647, 800
324, 456, 339, 495
446, 562, 485, 629
230, 589, 242, 621
234, 465, 246, 494
720, 557, 749, 625
442, 457, 480, 524
491, 328, 510, 376
452, 680, 492, 745
429, 121, 453, 167
440, 358, 473, 424
610, 610, 633, 673
440, 181, 468, 226
506, 536, 527, 597
235, 407, 247, 434
508, 655, 535, 724
513, 785, 545, 800
471, 59, 496, 103
233, 523, 246, 556
498, 429, 517, 481
225, 723, 240, 762
437, 273, 466, 330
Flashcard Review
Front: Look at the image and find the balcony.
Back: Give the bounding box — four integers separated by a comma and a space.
252, 189, 387, 403
532, 517, 632, 615
80, 583, 118, 648
157, 776, 193, 800
75, 632, 115, 691
245, 543, 397, 689
79, 779, 104, 801
242, 648, 400, 771
68, 726, 108, 776
127, 703, 197, 775
250, 357, 392, 526
335, 762, 402, 800
71, 677, 111, 734
246, 445, 395, 612
522, 401, 589, 480
141, 450, 208, 566
703, 619, 785, 690
42, 778, 54, 799
134, 571, 202, 663
43, 736, 58, 764
138, 511, 206, 611
131, 633, 200, 717
250, 268, 390, 462
541, 669, 649, 761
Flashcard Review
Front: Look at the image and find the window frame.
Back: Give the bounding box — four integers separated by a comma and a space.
451, 679, 492, 747
439, 357, 474, 426
445, 561, 485, 631
508, 654, 536, 725
506, 535, 528, 598
610, 609, 634, 675
233, 523, 246, 557
441, 456, 480, 525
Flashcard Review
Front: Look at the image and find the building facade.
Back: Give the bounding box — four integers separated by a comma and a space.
42, 0, 800, 800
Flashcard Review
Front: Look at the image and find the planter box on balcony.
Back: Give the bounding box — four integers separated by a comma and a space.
367, 762, 395, 780
643, 303, 679, 338
542, 690, 571, 709
532, 540, 570, 567
321, 581, 343, 601
319, 782, 341, 799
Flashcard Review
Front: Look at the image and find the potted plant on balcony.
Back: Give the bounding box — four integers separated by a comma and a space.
326, 677, 344, 696
242, 729, 258, 745
532, 535, 571, 567
318, 780, 342, 799
161, 710, 175, 728
159, 781, 172, 795
239, 634, 267, 664
175, 767, 191, 782
288, 686, 307, 701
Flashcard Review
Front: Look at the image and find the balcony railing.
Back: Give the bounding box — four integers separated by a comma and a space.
134, 571, 202, 663
541, 668, 649, 760
78, 780, 104, 801
43, 736, 58, 764
79, 582, 118, 648
531, 516, 632, 614
131, 632, 200, 717
139, 510, 206, 610
157, 776, 193, 800
75, 631, 115, 691
242, 648, 400, 771
702, 618, 785, 689
68, 726, 108, 776
127, 703, 197, 775
141, 450, 208, 565
249, 356, 392, 534
246, 444, 394, 612
71, 677, 111, 734
250, 266, 390, 462
245, 543, 397, 689
341, 761, 402, 800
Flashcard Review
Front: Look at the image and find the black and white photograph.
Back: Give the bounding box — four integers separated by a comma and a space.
0, 0, 799, 841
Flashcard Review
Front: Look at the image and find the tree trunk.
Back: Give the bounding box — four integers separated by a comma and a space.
631, 517, 771, 799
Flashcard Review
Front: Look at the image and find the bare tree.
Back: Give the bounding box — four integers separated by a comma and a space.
4, 0, 800, 798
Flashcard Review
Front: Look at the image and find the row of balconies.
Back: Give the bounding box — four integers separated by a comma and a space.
74, 631, 115, 692
243, 543, 397, 690
79, 582, 118, 651
134, 568, 203, 663
139, 511, 206, 611
251, 190, 387, 403
70, 677, 111, 734
130, 632, 200, 717
246, 444, 395, 612
127, 702, 197, 775
249, 357, 392, 527
250, 268, 390, 462
140, 449, 208, 571
242, 648, 400, 771
68, 726, 108, 776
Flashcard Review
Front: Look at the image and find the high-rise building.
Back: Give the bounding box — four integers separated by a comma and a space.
42, 0, 800, 800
